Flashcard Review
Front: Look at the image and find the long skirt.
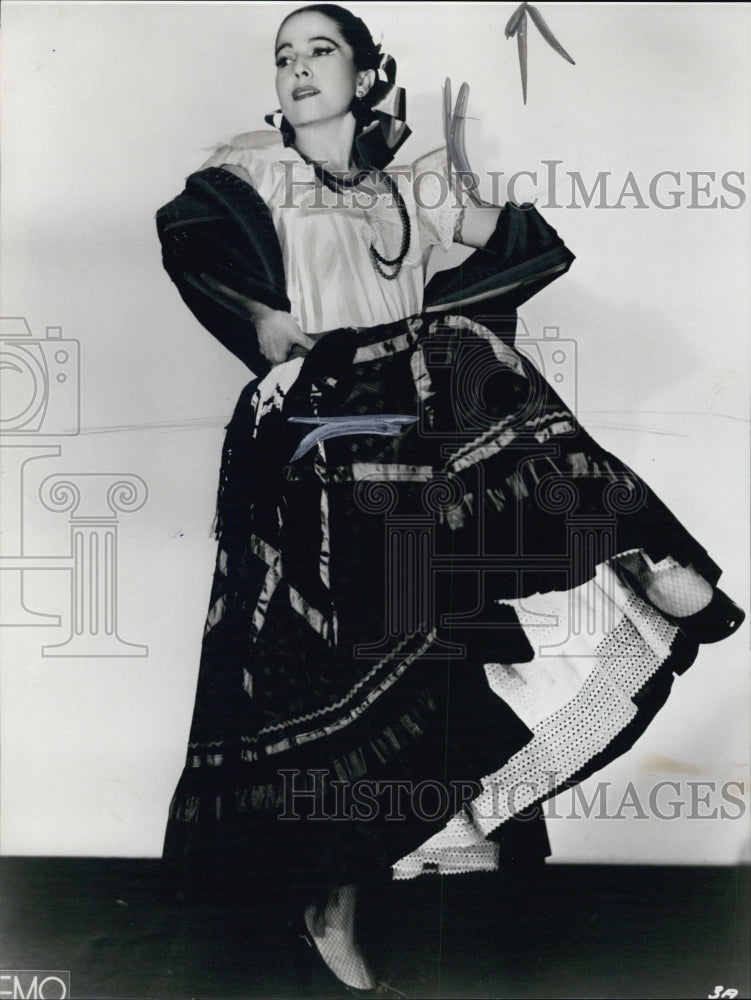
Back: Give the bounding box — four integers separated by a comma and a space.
163, 312, 741, 900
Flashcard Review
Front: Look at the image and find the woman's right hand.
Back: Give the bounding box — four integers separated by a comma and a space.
201, 275, 314, 366
254, 307, 315, 366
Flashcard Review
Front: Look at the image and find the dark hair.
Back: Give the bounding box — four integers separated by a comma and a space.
278, 4, 380, 69
277, 4, 390, 115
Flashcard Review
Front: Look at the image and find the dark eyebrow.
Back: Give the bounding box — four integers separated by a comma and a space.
275, 36, 340, 57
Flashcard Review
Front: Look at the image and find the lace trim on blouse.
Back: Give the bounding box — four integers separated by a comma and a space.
410, 169, 464, 254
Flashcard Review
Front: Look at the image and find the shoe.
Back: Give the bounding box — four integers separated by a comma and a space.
663, 589, 745, 645
288, 915, 407, 998
615, 559, 745, 645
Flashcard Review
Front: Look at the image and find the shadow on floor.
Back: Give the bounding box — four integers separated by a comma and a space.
0, 859, 749, 999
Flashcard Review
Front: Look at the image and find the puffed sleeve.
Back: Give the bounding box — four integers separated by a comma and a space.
198, 131, 287, 194
409, 147, 465, 253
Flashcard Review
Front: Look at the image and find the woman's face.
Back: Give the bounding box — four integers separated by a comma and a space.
275, 11, 362, 131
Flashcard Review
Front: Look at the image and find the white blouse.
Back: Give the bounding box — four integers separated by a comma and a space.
200, 131, 462, 335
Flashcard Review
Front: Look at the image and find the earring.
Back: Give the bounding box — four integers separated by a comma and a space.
349, 95, 370, 120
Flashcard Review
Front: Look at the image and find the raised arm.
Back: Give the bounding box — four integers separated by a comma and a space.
156, 166, 301, 374
454, 202, 503, 248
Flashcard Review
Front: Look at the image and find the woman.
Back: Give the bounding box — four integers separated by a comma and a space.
157, 4, 744, 994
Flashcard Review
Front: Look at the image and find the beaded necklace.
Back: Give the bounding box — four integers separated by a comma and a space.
296, 151, 412, 281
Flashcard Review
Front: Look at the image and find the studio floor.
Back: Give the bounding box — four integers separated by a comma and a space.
0, 859, 749, 1000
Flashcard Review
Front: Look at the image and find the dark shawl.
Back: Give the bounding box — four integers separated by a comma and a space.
156, 165, 575, 376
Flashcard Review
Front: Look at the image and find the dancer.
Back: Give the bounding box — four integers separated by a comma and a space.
157, 4, 743, 993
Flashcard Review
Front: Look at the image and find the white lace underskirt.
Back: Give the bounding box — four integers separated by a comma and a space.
393, 559, 678, 879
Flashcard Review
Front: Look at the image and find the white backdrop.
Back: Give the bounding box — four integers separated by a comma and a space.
1, 2, 749, 863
